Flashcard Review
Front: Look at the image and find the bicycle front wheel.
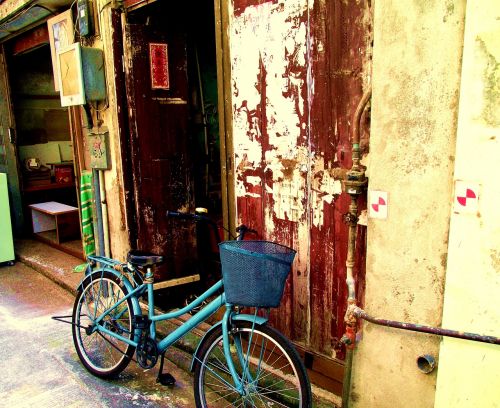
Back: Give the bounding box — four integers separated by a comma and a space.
193, 320, 312, 407
72, 270, 136, 378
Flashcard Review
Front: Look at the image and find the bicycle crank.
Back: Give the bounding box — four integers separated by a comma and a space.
136, 337, 159, 369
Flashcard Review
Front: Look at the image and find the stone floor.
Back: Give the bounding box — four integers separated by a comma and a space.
0, 261, 197, 407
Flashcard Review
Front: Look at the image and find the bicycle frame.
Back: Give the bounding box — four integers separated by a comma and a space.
84, 264, 265, 395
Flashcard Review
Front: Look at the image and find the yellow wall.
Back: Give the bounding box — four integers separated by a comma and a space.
434, 0, 500, 406
350, 1, 466, 406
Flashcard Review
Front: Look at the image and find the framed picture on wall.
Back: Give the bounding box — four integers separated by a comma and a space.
48, 10, 74, 91
57, 43, 85, 107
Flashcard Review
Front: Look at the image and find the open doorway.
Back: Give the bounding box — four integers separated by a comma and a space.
5, 34, 83, 259
123, 0, 225, 306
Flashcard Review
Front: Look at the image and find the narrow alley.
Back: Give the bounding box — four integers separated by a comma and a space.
0, 261, 197, 408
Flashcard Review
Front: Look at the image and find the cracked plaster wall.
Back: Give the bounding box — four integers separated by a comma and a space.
350, 1, 466, 407
435, 1, 500, 406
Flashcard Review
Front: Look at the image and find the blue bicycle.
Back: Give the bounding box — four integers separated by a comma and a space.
71, 210, 312, 407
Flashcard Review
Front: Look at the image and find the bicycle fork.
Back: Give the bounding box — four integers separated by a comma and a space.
221, 308, 260, 397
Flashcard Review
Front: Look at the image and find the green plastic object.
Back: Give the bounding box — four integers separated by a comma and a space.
0, 173, 15, 263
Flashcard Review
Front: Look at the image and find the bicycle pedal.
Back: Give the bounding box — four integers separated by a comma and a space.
156, 373, 176, 386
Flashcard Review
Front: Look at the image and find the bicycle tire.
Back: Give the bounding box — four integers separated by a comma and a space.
193, 320, 312, 407
72, 270, 136, 378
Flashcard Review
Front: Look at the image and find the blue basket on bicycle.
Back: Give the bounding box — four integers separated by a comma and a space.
218, 240, 296, 308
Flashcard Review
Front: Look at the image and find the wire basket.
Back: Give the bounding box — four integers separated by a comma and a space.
219, 240, 296, 308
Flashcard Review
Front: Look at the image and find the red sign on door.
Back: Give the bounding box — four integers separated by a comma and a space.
149, 43, 170, 90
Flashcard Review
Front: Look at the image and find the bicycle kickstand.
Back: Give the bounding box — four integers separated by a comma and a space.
156, 352, 176, 386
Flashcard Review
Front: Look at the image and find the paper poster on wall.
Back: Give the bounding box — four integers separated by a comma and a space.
57, 43, 85, 107
149, 43, 170, 90
87, 131, 109, 169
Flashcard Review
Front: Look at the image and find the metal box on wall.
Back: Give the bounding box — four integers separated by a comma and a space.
81, 46, 106, 102
0, 173, 15, 264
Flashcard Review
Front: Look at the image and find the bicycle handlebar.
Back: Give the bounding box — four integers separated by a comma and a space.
166, 210, 207, 222
235, 225, 258, 239
166, 210, 258, 241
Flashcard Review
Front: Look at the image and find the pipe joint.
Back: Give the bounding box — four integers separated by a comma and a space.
341, 326, 357, 350
343, 212, 359, 226
344, 303, 359, 326
343, 169, 367, 196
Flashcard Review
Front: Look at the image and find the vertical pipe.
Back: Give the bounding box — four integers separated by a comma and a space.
342, 345, 355, 407
345, 196, 359, 305
341, 87, 371, 408
342, 195, 359, 408
92, 169, 105, 256
98, 170, 110, 257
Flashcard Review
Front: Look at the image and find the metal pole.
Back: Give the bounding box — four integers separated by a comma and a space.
354, 307, 500, 345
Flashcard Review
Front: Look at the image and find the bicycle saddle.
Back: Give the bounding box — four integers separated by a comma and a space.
127, 250, 164, 268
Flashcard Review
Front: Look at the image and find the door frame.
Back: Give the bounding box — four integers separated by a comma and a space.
214, 0, 235, 237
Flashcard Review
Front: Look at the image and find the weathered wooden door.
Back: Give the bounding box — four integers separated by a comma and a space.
230, 0, 371, 393
123, 20, 196, 280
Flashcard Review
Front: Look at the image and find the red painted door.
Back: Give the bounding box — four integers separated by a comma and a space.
123, 19, 196, 281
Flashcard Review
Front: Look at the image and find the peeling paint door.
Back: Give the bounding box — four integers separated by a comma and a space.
230, 0, 370, 386
123, 20, 196, 281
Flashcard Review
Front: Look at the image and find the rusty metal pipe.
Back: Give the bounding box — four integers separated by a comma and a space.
344, 87, 372, 303
351, 88, 372, 172
353, 307, 500, 345
341, 86, 372, 408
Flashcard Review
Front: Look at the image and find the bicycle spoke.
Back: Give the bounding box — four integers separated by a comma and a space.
73, 274, 134, 377
206, 387, 240, 404
195, 323, 309, 408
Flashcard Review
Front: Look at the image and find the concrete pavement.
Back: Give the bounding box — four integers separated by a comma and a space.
8, 239, 339, 407
0, 261, 197, 407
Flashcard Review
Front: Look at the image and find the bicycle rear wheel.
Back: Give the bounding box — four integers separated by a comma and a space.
72, 270, 136, 378
193, 320, 312, 407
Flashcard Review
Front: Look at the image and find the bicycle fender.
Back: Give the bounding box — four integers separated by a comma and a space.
76, 267, 142, 318
231, 314, 268, 325
190, 314, 268, 372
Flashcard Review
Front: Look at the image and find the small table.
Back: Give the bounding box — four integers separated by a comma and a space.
29, 201, 80, 244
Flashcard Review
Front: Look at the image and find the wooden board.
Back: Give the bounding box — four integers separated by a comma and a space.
29, 201, 78, 215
